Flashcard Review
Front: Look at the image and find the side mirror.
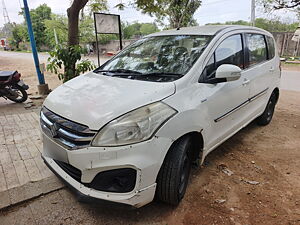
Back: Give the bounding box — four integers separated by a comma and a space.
215, 64, 241, 82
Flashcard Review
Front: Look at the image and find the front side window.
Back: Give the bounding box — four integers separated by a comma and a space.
266, 36, 276, 59
201, 34, 244, 80
246, 34, 267, 66
96, 35, 212, 82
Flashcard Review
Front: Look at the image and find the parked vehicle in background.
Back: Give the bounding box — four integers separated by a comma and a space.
0, 71, 29, 103
41, 25, 280, 208
0, 38, 9, 51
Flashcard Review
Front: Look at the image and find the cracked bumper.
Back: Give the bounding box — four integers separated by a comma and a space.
41, 133, 173, 207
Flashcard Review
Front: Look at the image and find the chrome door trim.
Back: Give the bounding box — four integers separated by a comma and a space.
214, 88, 269, 123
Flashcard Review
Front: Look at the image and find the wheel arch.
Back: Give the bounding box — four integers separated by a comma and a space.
159, 131, 204, 171
273, 87, 280, 104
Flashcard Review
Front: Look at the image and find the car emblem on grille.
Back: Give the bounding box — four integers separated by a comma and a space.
50, 123, 59, 138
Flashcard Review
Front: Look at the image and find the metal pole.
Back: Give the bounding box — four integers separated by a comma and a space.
251, 0, 255, 26
23, 0, 45, 84
93, 13, 100, 67
118, 15, 123, 50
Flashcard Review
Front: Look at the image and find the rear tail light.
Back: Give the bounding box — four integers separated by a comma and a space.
13, 72, 21, 80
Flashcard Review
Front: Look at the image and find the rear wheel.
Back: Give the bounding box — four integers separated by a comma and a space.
5, 85, 28, 103
156, 136, 193, 205
256, 92, 277, 126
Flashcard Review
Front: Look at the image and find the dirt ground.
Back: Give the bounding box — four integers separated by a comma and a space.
0, 53, 300, 224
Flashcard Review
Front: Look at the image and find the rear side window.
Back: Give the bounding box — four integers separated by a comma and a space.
266, 36, 276, 59
246, 34, 267, 66
201, 34, 244, 80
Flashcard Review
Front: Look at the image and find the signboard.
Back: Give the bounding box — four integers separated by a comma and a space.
94, 13, 120, 34
94, 13, 123, 66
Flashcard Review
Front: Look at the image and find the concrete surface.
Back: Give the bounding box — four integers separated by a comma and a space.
0, 101, 63, 210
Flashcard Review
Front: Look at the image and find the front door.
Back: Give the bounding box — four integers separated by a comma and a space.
199, 33, 251, 151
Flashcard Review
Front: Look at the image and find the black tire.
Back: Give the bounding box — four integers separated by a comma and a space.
256, 92, 277, 126
5, 85, 28, 103
156, 136, 193, 205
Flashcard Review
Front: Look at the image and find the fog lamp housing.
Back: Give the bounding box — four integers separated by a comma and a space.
88, 168, 137, 193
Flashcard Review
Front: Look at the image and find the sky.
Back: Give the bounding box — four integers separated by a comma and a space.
0, 0, 299, 27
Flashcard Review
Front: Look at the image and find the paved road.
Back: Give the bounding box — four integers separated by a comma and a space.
280, 70, 300, 92
0, 50, 108, 66
0, 51, 299, 92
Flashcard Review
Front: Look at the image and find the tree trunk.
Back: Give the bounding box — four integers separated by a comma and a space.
65, 0, 88, 82
67, 0, 88, 46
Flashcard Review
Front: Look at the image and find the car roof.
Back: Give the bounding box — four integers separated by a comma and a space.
147, 25, 270, 37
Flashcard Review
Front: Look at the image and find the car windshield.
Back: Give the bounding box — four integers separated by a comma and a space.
95, 35, 212, 82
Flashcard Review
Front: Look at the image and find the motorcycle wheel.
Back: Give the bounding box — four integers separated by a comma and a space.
5, 85, 28, 103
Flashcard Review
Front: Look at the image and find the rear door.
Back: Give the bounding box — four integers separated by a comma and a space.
244, 33, 271, 115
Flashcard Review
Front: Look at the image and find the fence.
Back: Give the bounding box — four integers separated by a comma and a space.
272, 32, 300, 57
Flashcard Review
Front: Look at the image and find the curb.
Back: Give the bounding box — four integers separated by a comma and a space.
0, 175, 64, 210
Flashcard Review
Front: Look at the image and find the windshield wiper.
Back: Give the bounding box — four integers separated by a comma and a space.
143, 72, 184, 77
110, 72, 184, 79
95, 68, 142, 74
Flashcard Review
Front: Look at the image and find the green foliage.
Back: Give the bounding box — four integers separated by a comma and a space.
122, 22, 160, 39
206, 18, 299, 32
87, 0, 109, 15
44, 14, 68, 48
255, 18, 299, 32
79, 17, 95, 43
20, 4, 52, 50
140, 23, 160, 35
9, 24, 28, 50
259, 0, 300, 20
118, 0, 201, 28
47, 45, 95, 82
259, 0, 300, 10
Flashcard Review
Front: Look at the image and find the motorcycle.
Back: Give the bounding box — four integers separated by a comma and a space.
0, 71, 29, 103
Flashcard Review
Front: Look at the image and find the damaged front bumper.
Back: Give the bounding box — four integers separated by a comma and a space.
41, 133, 172, 208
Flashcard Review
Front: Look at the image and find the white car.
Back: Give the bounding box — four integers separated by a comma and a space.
41, 25, 280, 208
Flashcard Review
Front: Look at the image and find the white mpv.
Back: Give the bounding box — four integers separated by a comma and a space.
41, 25, 280, 207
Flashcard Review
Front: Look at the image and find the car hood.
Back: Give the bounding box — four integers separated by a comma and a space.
43, 72, 176, 130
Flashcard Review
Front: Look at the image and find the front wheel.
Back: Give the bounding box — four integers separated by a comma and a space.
156, 136, 193, 205
5, 85, 28, 103
256, 92, 277, 126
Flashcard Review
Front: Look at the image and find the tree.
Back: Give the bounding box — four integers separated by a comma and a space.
206, 18, 299, 32
117, 0, 202, 28
20, 4, 52, 49
87, 0, 109, 15
67, 0, 89, 46
44, 14, 68, 48
260, 0, 300, 20
140, 23, 160, 35
260, 0, 300, 9
122, 22, 160, 39
47, 0, 109, 82
9, 24, 28, 49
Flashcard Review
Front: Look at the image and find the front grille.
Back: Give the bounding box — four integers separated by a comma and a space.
54, 160, 82, 182
40, 107, 97, 150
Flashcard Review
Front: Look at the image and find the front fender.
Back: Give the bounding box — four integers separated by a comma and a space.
156, 109, 209, 144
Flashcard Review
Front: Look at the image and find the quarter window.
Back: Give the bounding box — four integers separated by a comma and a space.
246, 34, 267, 66
266, 36, 275, 59
201, 34, 244, 80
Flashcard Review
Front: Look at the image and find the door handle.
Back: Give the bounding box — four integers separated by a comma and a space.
242, 79, 250, 86
269, 67, 275, 72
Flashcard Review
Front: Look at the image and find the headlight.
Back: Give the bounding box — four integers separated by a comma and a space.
92, 102, 177, 146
